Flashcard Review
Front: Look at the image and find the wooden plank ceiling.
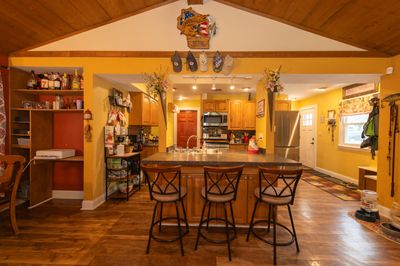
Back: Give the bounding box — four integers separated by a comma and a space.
1, 0, 400, 56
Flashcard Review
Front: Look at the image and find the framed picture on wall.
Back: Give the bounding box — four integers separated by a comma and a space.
257, 99, 265, 117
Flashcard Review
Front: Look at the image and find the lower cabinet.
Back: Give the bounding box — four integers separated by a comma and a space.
161, 166, 270, 225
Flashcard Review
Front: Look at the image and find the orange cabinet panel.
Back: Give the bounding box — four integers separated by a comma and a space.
228, 100, 243, 130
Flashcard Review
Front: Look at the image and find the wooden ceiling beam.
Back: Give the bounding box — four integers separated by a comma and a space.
10, 50, 389, 58
187, 0, 203, 5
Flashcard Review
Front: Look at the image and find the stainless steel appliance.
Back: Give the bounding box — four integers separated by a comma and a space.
203, 112, 228, 127
274, 111, 300, 161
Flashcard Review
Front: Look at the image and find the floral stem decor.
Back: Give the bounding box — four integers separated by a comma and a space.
263, 66, 284, 131
144, 68, 169, 127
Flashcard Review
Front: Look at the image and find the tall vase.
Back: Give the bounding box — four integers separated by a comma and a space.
267, 89, 274, 131
159, 91, 167, 128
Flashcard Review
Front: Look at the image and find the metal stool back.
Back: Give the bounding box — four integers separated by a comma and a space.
141, 164, 189, 256
195, 165, 244, 261
247, 167, 302, 265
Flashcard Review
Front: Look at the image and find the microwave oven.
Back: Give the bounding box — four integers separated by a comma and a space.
203, 112, 228, 127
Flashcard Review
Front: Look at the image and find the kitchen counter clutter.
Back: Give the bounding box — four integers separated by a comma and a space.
141, 150, 301, 225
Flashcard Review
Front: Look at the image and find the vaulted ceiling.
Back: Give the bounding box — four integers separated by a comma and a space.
1, 0, 400, 56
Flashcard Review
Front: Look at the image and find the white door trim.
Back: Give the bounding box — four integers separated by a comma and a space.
299, 104, 317, 168
174, 107, 201, 148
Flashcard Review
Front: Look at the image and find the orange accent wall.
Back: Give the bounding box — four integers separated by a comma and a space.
53, 113, 83, 190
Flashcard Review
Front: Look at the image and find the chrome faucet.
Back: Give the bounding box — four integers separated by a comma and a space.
186, 135, 198, 150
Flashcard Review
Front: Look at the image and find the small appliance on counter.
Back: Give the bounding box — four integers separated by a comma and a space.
34, 149, 75, 159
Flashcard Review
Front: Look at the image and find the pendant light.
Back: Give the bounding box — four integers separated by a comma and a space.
192, 77, 197, 90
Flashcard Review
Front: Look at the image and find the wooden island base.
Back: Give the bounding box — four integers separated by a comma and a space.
152, 166, 271, 226
142, 151, 302, 226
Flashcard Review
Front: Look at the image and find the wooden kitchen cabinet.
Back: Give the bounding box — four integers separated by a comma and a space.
228, 100, 255, 130
275, 100, 291, 111
202, 100, 228, 112
243, 101, 256, 129
129, 92, 158, 126
228, 100, 243, 129
140, 145, 158, 159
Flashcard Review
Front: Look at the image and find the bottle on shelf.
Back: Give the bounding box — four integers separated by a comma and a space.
48, 72, 55, 90
40, 73, 49, 90
27, 70, 37, 90
80, 74, 84, 90
54, 72, 61, 90
61, 73, 70, 90
72, 69, 80, 90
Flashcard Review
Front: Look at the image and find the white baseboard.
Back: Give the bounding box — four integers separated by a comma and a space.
314, 167, 358, 185
52, 190, 84, 199
378, 204, 391, 218
81, 193, 105, 210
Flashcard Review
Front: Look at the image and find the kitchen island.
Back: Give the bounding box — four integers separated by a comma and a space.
142, 151, 301, 226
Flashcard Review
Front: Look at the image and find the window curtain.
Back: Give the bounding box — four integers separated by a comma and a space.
0, 72, 6, 155
338, 94, 378, 115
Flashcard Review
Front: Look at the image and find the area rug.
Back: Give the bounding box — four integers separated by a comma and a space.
348, 211, 400, 244
302, 169, 361, 201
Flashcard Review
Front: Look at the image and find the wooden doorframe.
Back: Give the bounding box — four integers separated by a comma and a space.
299, 104, 318, 168
174, 107, 201, 148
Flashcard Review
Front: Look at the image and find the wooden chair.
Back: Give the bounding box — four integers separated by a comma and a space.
0, 155, 26, 234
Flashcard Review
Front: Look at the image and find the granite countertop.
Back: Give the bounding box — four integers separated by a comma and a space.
141, 151, 301, 167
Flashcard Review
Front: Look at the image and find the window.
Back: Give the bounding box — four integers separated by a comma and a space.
302, 113, 313, 126
340, 113, 369, 146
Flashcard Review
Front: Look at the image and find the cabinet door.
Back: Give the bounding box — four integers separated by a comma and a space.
231, 177, 248, 224
229, 100, 243, 130
186, 172, 205, 223
275, 100, 291, 111
203, 100, 215, 112
142, 95, 152, 125
243, 101, 256, 130
150, 99, 158, 126
215, 100, 227, 112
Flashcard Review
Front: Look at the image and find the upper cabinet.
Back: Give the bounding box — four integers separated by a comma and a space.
203, 100, 228, 113
275, 100, 291, 111
228, 100, 256, 130
129, 92, 158, 126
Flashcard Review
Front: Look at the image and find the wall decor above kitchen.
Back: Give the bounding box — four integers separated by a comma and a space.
177, 7, 217, 49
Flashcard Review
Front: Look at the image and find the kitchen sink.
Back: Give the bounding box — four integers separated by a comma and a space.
171, 148, 223, 154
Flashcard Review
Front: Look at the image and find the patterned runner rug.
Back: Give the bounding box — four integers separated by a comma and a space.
302, 168, 361, 201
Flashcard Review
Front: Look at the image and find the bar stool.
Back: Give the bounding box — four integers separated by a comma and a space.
141, 164, 189, 256
246, 167, 302, 265
194, 165, 244, 261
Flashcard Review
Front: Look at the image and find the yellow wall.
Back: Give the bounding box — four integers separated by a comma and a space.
378, 55, 400, 208
9, 56, 391, 202
295, 88, 376, 181
92, 75, 130, 198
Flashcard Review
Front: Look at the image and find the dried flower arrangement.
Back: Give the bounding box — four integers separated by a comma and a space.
263, 65, 284, 93
144, 68, 169, 126
144, 69, 169, 100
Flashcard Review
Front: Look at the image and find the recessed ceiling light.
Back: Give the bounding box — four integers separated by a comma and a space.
243, 87, 249, 91
179, 96, 184, 101
172, 88, 176, 92
230, 85, 235, 90
315, 87, 327, 92
192, 84, 197, 90
212, 84, 216, 90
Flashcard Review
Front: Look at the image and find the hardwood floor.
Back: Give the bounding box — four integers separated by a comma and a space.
1, 180, 400, 265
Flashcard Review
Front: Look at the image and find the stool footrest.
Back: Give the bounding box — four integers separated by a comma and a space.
250, 219, 295, 247
198, 218, 236, 244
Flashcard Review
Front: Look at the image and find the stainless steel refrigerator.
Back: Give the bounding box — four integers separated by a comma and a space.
274, 111, 300, 161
